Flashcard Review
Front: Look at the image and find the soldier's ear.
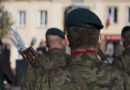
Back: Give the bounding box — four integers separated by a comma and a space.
64, 35, 69, 45
45, 39, 49, 49
62, 39, 67, 47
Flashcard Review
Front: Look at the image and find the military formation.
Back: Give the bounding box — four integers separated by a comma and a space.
20, 7, 130, 90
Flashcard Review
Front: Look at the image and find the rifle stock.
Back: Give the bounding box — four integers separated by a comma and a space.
20, 47, 39, 68
20, 47, 44, 74
97, 48, 106, 60
11, 27, 44, 74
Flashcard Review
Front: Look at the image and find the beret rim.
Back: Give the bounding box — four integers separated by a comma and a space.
46, 28, 65, 39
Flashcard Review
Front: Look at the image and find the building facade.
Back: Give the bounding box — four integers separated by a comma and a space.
2, 0, 130, 69
3, 0, 130, 45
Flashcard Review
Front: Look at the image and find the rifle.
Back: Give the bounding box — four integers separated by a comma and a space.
97, 47, 106, 60
11, 27, 44, 74
98, 47, 117, 65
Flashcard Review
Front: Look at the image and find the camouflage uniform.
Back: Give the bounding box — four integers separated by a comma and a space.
21, 64, 38, 90
96, 64, 124, 90
35, 49, 78, 90
65, 7, 124, 90
33, 48, 79, 90
114, 47, 130, 90
68, 52, 100, 90
67, 51, 125, 90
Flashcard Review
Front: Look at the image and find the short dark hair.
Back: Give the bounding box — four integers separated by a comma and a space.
46, 35, 64, 48
121, 26, 130, 37
66, 27, 100, 50
122, 31, 130, 47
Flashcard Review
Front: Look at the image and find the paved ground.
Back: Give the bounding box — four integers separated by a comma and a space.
11, 87, 20, 90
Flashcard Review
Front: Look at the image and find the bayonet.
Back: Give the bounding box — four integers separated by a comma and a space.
10, 27, 44, 74
11, 27, 27, 51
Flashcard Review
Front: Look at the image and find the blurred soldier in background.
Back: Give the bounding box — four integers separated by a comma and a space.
114, 26, 130, 90
0, 40, 15, 90
21, 28, 78, 90
45, 28, 66, 50
30, 37, 37, 48
36, 40, 47, 57
34, 28, 79, 90
0, 39, 5, 90
104, 42, 115, 64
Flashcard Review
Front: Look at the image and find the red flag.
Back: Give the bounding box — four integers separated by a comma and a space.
105, 9, 114, 29
105, 17, 110, 29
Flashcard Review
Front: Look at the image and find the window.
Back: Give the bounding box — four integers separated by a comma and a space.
128, 8, 130, 23
72, 0, 84, 3
108, 7, 118, 23
72, 0, 84, 6
40, 10, 47, 27
18, 11, 26, 27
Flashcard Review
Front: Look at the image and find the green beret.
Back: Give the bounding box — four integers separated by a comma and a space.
46, 28, 65, 39
121, 26, 130, 36
66, 8, 104, 30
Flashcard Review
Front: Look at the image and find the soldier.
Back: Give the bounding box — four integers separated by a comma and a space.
65, 7, 103, 90
65, 7, 124, 90
114, 26, 130, 90
34, 28, 80, 90
21, 28, 79, 90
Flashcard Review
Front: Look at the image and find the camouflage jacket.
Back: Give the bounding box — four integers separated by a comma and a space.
22, 49, 78, 90
21, 63, 38, 90
114, 47, 130, 90
68, 52, 124, 90
68, 52, 101, 90
96, 64, 124, 90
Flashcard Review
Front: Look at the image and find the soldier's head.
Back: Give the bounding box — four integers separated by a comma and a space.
46, 28, 66, 50
121, 26, 130, 48
65, 8, 103, 50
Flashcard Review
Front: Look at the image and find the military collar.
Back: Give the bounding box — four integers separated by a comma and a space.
71, 49, 96, 56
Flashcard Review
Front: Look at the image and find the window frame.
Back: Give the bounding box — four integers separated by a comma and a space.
107, 7, 118, 24
39, 10, 47, 28
18, 10, 26, 27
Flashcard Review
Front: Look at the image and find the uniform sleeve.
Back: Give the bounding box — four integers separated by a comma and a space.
96, 65, 124, 90
113, 56, 125, 71
21, 64, 38, 90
